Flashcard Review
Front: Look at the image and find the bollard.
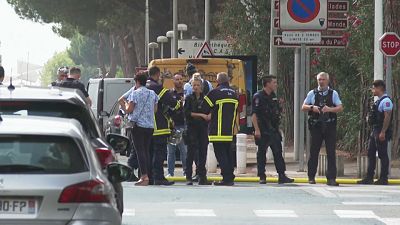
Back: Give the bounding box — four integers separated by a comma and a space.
236, 133, 247, 174
206, 143, 218, 173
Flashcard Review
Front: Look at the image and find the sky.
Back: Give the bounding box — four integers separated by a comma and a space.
0, 0, 70, 77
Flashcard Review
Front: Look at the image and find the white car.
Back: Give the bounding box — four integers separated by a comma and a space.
0, 115, 131, 225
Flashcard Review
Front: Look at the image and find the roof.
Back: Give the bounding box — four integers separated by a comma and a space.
0, 115, 85, 139
0, 86, 86, 106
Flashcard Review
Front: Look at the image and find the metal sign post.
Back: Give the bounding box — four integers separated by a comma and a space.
386, 56, 392, 175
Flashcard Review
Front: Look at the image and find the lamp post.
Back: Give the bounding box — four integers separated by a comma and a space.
148, 42, 159, 61
177, 24, 187, 40
166, 30, 174, 58
157, 36, 168, 59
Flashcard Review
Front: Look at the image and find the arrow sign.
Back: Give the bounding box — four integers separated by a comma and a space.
328, 1, 349, 12
274, 0, 279, 10
178, 48, 185, 55
274, 17, 348, 30
273, 35, 347, 48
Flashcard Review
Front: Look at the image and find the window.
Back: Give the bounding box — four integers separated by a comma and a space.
0, 135, 88, 174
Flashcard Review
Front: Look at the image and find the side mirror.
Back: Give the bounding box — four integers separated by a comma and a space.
106, 133, 130, 153
106, 163, 133, 183
99, 111, 110, 117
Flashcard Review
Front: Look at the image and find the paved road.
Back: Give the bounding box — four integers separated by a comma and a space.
121, 182, 400, 225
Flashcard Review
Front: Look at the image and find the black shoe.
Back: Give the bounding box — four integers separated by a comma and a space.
374, 179, 388, 185
192, 175, 199, 182
278, 174, 294, 184
119, 150, 127, 156
213, 181, 234, 186
154, 179, 175, 186
357, 177, 374, 185
259, 177, 267, 184
198, 177, 212, 185
127, 173, 139, 182
327, 179, 339, 186
308, 178, 316, 184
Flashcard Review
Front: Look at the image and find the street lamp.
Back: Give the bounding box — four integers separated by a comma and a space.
157, 36, 168, 59
178, 24, 188, 40
148, 42, 159, 61
166, 30, 174, 58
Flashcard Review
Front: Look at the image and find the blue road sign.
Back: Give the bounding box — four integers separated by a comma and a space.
288, 0, 320, 23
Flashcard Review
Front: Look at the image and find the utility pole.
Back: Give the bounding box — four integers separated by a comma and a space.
374, 0, 383, 80
269, 0, 277, 76
173, 0, 178, 58
145, 0, 149, 65
205, 0, 210, 43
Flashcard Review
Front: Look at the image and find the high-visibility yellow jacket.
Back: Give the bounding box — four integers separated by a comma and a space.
146, 78, 180, 137
203, 82, 238, 142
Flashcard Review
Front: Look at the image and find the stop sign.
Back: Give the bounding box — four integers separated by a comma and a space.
379, 32, 400, 57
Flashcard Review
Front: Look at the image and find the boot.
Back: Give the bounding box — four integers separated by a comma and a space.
198, 176, 212, 185
259, 176, 267, 184
374, 178, 388, 185
278, 174, 294, 184
326, 179, 339, 186
357, 177, 374, 185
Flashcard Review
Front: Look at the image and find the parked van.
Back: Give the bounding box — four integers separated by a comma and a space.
87, 78, 134, 131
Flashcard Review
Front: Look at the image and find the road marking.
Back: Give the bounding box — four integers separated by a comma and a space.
337, 193, 389, 198
342, 202, 400, 206
175, 209, 216, 217
311, 187, 337, 198
123, 208, 135, 217
254, 210, 298, 218
378, 218, 400, 225
334, 210, 378, 219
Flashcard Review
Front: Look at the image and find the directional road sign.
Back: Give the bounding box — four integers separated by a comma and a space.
282, 31, 321, 44
328, 1, 349, 12
379, 32, 400, 57
273, 35, 347, 48
177, 40, 232, 58
274, 17, 348, 30
280, 0, 328, 30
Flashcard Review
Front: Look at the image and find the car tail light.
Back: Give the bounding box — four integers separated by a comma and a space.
96, 148, 114, 168
114, 115, 122, 127
58, 180, 109, 203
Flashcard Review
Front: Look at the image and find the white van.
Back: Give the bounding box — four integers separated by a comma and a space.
87, 78, 134, 131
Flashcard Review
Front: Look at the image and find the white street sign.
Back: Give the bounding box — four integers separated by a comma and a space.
282, 31, 321, 44
280, 0, 328, 30
178, 40, 233, 58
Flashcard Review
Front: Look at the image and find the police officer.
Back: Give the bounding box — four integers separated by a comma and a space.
302, 72, 343, 186
51, 66, 68, 86
252, 75, 294, 184
59, 67, 92, 106
358, 80, 393, 185
147, 66, 180, 185
202, 72, 238, 186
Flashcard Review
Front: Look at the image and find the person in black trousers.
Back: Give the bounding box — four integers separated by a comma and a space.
184, 77, 211, 185
123, 72, 159, 186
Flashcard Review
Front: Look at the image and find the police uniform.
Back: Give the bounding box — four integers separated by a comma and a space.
366, 94, 393, 181
252, 90, 289, 182
202, 82, 238, 184
304, 87, 342, 183
146, 77, 180, 184
59, 78, 89, 98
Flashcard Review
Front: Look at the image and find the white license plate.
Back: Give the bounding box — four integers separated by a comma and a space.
0, 199, 37, 215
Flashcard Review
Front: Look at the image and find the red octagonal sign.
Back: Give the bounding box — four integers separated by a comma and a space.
380, 32, 400, 57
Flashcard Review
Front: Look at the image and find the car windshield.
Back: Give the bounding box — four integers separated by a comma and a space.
0, 135, 88, 174
0, 101, 102, 139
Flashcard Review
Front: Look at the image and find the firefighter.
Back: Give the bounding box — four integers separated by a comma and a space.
202, 72, 238, 186
358, 80, 393, 185
146, 66, 181, 185
252, 75, 294, 184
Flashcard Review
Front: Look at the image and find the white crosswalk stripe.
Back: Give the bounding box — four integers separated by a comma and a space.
254, 210, 298, 218
175, 209, 216, 217
334, 210, 378, 219
123, 208, 136, 217
342, 202, 400, 206
379, 218, 400, 225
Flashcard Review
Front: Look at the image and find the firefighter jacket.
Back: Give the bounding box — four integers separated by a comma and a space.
202, 82, 238, 142
146, 77, 181, 136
